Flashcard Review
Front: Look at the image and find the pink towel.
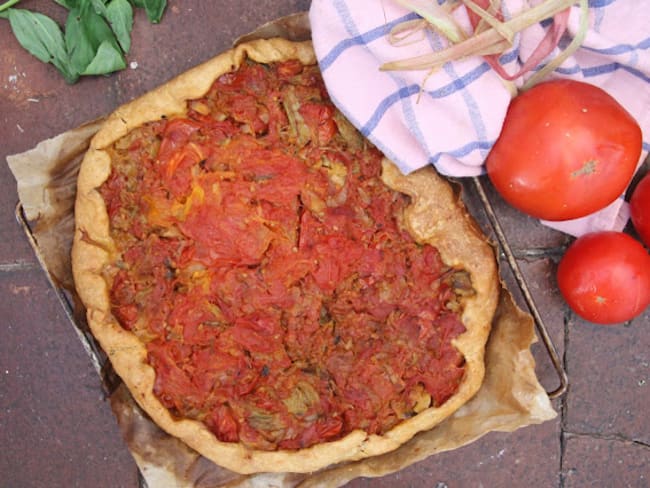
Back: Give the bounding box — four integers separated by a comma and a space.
309, 0, 650, 236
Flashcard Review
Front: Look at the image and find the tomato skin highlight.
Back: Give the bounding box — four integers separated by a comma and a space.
630, 172, 650, 247
557, 231, 650, 325
486, 79, 642, 221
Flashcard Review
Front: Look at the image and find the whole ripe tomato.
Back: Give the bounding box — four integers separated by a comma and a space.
486, 79, 642, 221
630, 172, 650, 247
557, 231, 650, 324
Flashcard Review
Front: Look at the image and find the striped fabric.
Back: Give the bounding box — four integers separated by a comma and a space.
309, 0, 650, 235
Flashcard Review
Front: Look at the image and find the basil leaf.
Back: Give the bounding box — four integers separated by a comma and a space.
2, 0, 166, 83
65, 3, 123, 77
64, 7, 96, 75
141, 0, 165, 24
53, 0, 77, 9
106, 0, 133, 53
81, 39, 125, 75
129, 0, 165, 23
89, 0, 109, 17
81, 3, 121, 52
7, 8, 77, 83
8, 8, 67, 63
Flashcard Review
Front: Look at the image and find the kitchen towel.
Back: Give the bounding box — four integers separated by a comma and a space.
309, 0, 650, 235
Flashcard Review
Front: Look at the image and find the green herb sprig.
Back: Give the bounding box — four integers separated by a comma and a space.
0, 0, 167, 84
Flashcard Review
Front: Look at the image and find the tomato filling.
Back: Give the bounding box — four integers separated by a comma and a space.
100, 59, 471, 451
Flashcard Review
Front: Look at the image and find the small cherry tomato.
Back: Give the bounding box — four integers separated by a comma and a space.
630, 172, 650, 247
557, 231, 650, 324
486, 79, 642, 221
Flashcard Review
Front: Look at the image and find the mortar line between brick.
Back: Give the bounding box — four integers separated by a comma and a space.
563, 431, 650, 450
0, 260, 39, 272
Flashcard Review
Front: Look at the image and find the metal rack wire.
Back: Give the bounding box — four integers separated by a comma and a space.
471, 177, 568, 399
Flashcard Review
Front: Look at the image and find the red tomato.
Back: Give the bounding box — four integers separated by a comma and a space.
557, 231, 650, 324
630, 172, 650, 247
486, 79, 642, 221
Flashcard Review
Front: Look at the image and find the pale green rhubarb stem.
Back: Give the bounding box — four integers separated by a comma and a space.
381, 0, 580, 72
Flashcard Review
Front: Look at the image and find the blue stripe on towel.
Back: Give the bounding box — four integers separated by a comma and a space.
426, 62, 493, 98
582, 35, 650, 56
321, 2, 418, 71
429, 140, 495, 165
359, 61, 494, 136
360, 84, 421, 136
428, 31, 492, 161
589, 0, 617, 7
583, 63, 650, 84
542, 61, 650, 84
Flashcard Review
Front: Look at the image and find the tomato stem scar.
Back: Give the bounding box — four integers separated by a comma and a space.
571, 159, 597, 178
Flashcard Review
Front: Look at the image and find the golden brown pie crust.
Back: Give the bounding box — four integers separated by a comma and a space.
72, 38, 499, 474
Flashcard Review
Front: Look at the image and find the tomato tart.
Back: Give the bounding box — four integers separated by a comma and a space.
72, 38, 499, 474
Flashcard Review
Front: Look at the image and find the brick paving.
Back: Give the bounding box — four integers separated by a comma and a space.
1, 2, 648, 486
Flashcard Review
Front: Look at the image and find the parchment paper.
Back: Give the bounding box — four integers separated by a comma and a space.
6, 13, 557, 487
6, 99, 557, 488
